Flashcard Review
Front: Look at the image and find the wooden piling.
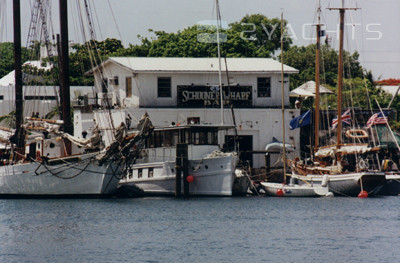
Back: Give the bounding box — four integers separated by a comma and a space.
176, 143, 188, 198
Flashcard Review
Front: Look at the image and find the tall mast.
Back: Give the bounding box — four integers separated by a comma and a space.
329, 0, 358, 165
13, 0, 24, 149
59, 0, 72, 135
216, 0, 224, 125
314, 0, 321, 153
280, 12, 287, 182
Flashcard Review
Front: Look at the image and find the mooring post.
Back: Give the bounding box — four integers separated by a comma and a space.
266, 154, 270, 178
176, 143, 189, 198
175, 145, 183, 198
182, 144, 189, 198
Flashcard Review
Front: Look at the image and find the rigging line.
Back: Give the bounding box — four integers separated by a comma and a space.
106, 0, 123, 41
78, 1, 116, 139
41, 159, 92, 179
74, 0, 96, 89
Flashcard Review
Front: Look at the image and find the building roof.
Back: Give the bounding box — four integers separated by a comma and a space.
0, 61, 52, 86
87, 57, 299, 75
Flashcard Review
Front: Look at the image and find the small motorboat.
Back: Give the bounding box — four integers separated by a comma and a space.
260, 181, 330, 197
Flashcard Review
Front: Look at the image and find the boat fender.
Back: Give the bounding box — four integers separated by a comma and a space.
358, 190, 368, 198
36, 151, 42, 161
187, 175, 194, 183
322, 174, 329, 187
325, 192, 334, 197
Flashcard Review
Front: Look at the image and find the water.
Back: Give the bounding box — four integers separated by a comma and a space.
0, 196, 399, 263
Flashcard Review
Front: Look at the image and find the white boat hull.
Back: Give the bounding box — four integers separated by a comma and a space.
0, 154, 121, 196
120, 155, 237, 196
260, 182, 328, 197
291, 172, 386, 197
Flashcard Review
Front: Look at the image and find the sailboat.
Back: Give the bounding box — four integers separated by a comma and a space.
289, 1, 386, 197
0, 0, 151, 197
260, 11, 329, 197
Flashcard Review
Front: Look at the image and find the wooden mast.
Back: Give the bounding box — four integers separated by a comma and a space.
280, 12, 287, 182
336, 7, 344, 164
59, 0, 72, 135
59, 0, 72, 155
329, 1, 358, 166
13, 0, 24, 150
314, 1, 321, 153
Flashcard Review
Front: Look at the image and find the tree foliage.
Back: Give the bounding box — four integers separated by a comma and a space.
283, 44, 364, 90
114, 14, 289, 58
229, 14, 292, 57
0, 42, 30, 79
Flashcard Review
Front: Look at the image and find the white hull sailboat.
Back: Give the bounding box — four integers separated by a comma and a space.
0, 1, 152, 197
0, 153, 120, 196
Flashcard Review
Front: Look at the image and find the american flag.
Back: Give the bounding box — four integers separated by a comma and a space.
332, 109, 351, 129
367, 112, 388, 128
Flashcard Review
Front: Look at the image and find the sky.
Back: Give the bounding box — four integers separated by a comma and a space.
1, 0, 399, 79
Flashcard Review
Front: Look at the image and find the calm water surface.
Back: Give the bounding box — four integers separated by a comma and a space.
0, 196, 399, 263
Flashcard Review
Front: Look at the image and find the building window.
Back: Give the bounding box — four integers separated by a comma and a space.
257, 77, 271, 97
126, 77, 132, 97
158, 77, 171, 97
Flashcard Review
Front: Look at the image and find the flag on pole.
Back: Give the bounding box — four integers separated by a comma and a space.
366, 112, 388, 128
332, 109, 351, 129
290, 110, 311, 130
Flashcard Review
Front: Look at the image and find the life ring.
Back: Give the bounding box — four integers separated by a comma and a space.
345, 129, 368, 139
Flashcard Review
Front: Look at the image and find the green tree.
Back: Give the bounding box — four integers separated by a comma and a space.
283, 44, 364, 91
229, 14, 292, 57
0, 42, 30, 79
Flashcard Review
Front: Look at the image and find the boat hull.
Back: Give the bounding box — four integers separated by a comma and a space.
0, 154, 121, 196
292, 172, 386, 197
378, 173, 400, 196
260, 182, 328, 197
120, 155, 237, 196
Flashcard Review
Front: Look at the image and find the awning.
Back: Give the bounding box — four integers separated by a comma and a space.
289, 81, 334, 97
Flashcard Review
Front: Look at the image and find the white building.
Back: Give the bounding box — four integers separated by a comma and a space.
0, 60, 96, 118
75, 57, 300, 169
